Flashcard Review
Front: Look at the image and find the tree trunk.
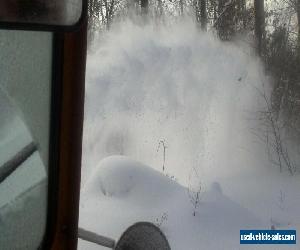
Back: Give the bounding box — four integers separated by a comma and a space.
297, 0, 300, 56
180, 0, 184, 16
238, 0, 246, 29
200, 0, 207, 31
216, 0, 228, 39
213, 0, 217, 24
254, 0, 265, 56
141, 0, 148, 15
157, 0, 163, 18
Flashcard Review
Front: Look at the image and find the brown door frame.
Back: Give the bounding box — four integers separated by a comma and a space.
41, 3, 88, 249
45, 18, 87, 250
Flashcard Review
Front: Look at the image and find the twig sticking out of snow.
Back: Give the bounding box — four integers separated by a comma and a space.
157, 139, 167, 172
155, 212, 168, 228
188, 166, 202, 217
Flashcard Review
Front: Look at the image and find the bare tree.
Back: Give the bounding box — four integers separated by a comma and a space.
254, 0, 265, 55
103, 0, 116, 30
179, 0, 184, 16
255, 85, 296, 175
213, 0, 246, 40
88, 0, 121, 32
238, 0, 247, 29
141, 0, 149, 15
200, 0, 207, 30
297, 0, 300, 54
157, 0, 164, 18
194, 0, 207, 31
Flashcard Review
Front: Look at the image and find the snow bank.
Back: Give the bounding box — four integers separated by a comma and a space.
80, 156, 263, 250
83, 156, 180, 203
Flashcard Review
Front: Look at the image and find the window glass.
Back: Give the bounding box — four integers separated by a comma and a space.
0, 29, 52, 249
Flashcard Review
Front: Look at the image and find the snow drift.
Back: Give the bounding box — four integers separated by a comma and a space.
80, 156, 262, 250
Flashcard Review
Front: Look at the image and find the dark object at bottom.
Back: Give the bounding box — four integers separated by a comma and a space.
115, 222, 171, 250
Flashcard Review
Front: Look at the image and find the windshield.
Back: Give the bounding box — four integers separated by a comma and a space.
80, 0, 300, 249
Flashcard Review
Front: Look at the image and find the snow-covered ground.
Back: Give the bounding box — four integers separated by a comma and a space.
80, 156, 262, 250
79, 19, 300, 249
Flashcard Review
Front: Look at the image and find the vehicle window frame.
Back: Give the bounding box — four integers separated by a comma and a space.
0, 0, 87, 32
0, 1, 87, 249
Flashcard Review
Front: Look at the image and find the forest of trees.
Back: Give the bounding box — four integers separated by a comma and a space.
87, 0, 300, 174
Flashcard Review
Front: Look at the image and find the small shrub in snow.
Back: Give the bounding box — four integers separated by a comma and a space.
155, 212, 168, 228
188, 166, 202, 217
157, 139, 167, 172
165, 173, 178, 182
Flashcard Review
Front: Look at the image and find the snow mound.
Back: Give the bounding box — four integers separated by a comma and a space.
83, 156, 182, 205
80, 156, 263, 250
